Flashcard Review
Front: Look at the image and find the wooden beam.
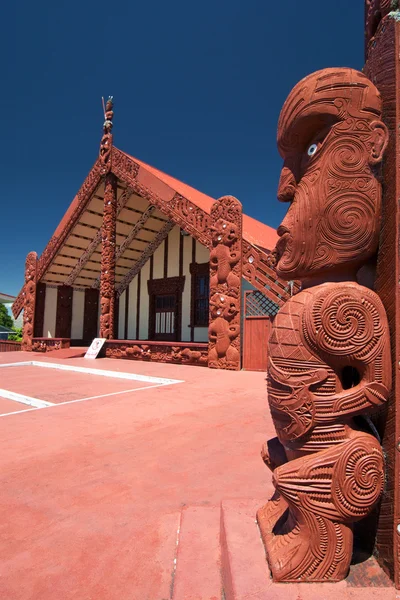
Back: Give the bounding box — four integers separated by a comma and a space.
64, 187, 134, 286
93, 204, 156, 289
116, 221, 174, 297
115, 205, 156, 262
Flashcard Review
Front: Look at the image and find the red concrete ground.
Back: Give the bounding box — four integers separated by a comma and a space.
0, 351, 396, 599
0, 364, 158, 403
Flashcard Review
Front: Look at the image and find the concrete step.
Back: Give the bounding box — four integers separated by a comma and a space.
151, 511, 182, 600
220, 499, 300, 600
220, 499, 397, 600
172, 505, 221, 600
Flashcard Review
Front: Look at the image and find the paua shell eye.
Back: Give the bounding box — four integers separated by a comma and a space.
307, 143, 318, 157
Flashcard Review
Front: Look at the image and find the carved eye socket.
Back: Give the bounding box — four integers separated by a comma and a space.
307, 143, 318, 157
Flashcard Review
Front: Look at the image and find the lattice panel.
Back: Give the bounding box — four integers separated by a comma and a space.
245, 290, 279, 318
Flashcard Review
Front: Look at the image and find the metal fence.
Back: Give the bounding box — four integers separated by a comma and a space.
245, 289, 280, 318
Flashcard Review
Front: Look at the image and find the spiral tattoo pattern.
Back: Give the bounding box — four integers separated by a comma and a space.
319, 192, 376, 255
332, 437, 384, 520
303, 286, 384, 362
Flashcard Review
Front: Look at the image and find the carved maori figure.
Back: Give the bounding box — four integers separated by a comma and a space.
257, 68, 391, 582
99, 96, 114, 174
208, 197, 242, 370
99, 173, 117, 339
22, 252, 38, 351
365, 0, 397, 47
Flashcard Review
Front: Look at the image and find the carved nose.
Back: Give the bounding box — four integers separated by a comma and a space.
277, 166, 297, 203
277, 224, 289, 238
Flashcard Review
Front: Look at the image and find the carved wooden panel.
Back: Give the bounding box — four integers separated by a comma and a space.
190, 262, 209, 328
55, 286, 73, 339
83, 288, 99, 343
104, 340, 208, 366
208, 196, 242, 370
33, 282, 46, 338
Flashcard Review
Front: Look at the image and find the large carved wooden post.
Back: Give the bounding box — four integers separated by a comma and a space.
99, 97, 117, 340
208, 196, 242, 370
22, 251, 38, 351
364, 1, 400, 584
257, 68, 391, 583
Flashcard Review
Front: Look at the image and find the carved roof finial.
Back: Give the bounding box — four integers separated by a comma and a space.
99, 96, 114, 175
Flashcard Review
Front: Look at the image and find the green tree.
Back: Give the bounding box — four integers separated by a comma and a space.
0, 304, 14, 329
8, 327, 22, 341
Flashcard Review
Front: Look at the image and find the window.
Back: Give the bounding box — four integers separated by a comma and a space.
190, 263, 209, 327
154, 294, 176, 337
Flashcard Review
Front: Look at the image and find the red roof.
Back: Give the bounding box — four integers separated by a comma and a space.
122, 151, 278, 251
0, 292, 16, 301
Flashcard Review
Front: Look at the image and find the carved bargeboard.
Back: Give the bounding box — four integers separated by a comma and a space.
258, 68, 391, 582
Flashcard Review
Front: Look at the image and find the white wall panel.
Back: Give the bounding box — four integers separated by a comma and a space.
128, 277, 138, 339
43, 286, 57, 338
139, 262, 150, 339
118, 291, 126, 339
153, 244, 164, 279
167, 226, 180, 277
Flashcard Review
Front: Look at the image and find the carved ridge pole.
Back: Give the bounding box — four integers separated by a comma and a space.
208, 196, 243, 370
99, 97, 117, 339
22, 251, 38, 351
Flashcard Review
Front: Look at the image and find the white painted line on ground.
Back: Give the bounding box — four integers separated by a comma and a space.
53, 382, 172, 405
0, 361, 34, 368
30, 361, 183, 384
0, 358, 184, 417
0, 407, 38, 418
0, 388, 54, 409
0, 381, 177, 417
0, 359, 183, 385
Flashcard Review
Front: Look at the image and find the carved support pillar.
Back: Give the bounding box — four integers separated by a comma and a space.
364, 7, 400, 584
22, 251, 38, 351
208, 196, 243, 370
99, 172, 117, 339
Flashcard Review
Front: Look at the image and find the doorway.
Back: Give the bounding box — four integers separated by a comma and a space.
148, 277, 185, 342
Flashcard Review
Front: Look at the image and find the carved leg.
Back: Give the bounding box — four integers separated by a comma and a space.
261, 433, 384, 582
257, 437, 289, 536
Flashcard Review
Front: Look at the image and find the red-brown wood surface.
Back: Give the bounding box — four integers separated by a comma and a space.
55, 286, 73, 339
364, 16, 400, 585
83, 288, 99, 344
33, 282, 46, 338
243, 316, 270, 372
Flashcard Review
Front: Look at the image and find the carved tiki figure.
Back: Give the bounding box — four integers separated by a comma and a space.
208, 197, 242, 370
257, 68, 392, 582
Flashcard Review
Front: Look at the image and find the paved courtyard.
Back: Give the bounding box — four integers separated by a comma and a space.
0, 352, 396, 599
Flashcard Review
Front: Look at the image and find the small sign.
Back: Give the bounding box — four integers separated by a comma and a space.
84, 338, 107, 359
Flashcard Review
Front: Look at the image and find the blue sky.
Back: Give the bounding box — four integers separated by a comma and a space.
2, 0, 364, 296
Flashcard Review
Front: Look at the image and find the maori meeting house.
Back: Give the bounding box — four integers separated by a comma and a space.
12, 99, 294, 370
